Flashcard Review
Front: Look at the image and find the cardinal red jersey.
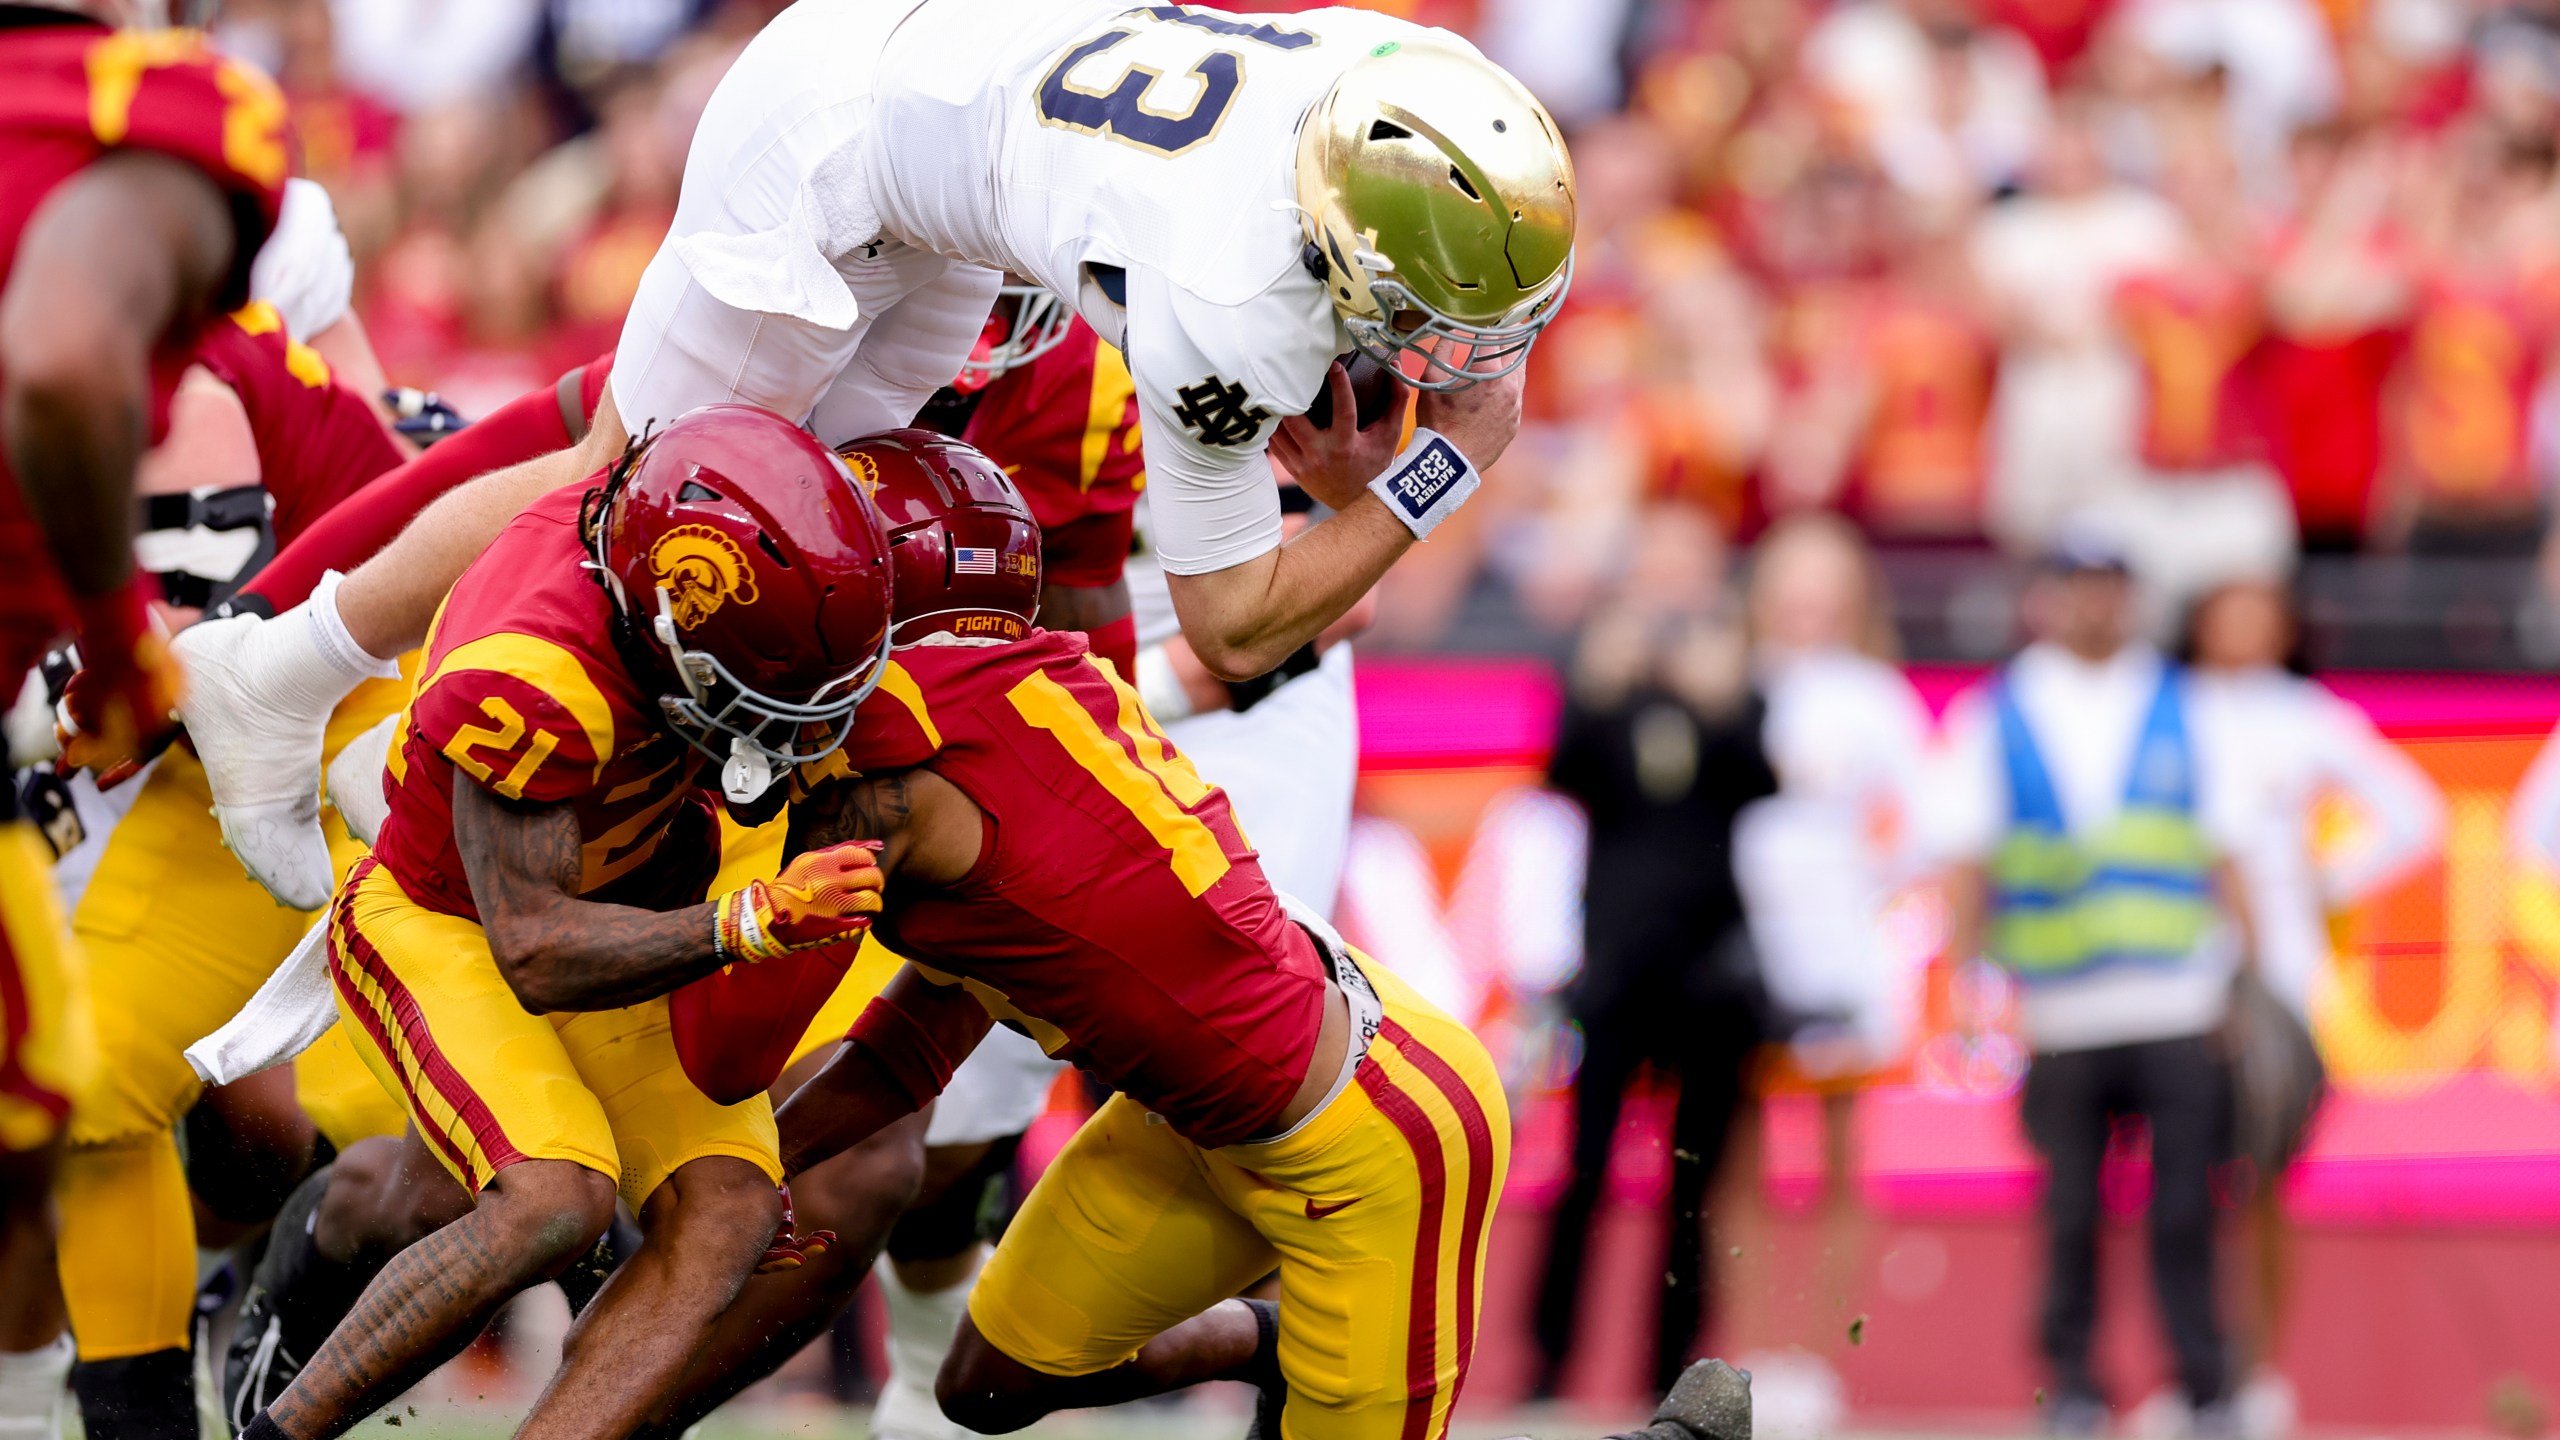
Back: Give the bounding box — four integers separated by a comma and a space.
0, 18, 288, 673
373, 485, 713, 923
960, 320, 1145, 589
841, 631, 1328, 1148
1847, 293, 1993, 539
2261, 326, 2399, 547
2389, 276, 2556, 514
193, 300, 404, 544
2115, 270, 2267, 472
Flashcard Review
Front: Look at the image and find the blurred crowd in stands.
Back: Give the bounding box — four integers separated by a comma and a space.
209, 0, 2560, 657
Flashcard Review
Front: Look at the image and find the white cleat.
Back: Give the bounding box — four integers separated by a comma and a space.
324, 713, 399, 846
174, 604, 365, 910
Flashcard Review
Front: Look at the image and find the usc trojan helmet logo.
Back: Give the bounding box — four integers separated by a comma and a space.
840, 450, 882, 499
648, 524, 760, 629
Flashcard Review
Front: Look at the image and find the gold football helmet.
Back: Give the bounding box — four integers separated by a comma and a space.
1295, 37, 1577, 391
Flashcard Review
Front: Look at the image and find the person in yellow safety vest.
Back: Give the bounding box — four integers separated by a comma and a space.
1929, 526, 2258, 1439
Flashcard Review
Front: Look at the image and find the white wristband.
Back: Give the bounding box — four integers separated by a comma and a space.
1367, 428, 1480, 541
1134, 643, 1195, 722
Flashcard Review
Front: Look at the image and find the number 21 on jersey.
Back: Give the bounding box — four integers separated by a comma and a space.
1036, 5, 1314, 157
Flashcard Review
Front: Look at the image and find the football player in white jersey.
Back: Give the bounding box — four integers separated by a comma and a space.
170, 0, 1576, 910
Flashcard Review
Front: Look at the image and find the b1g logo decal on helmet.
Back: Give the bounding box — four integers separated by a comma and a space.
649, 524, 761, 629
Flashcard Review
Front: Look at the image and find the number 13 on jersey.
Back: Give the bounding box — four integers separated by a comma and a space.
1036, 6, 1314, 157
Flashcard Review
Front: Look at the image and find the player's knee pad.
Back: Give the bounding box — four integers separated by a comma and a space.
70, 1349, 194, 1440
56, 1136, 194, 1359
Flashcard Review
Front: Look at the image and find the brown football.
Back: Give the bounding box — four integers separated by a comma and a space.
1303, 351, 1404, 432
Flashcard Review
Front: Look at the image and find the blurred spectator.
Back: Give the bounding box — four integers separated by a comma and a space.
2184, 577, 2440, 1056
1971, 94, 2192, 555
218, 0, 403, 255
1931, 531, 2248, 1433
1468, 118, 1772, 639
329, 0, 545, 113
1535, 504, 1779, 1398
2376, 122, 2560, 553
2120, 0, 2340, 195
2184, 576, 2441, 1433
2259, 121, 2410, 550
1762, 190, 1998, 537
1481, 0, 1642, 124
1801, 0, 2052, 202
1727, 516, 1932, 1435
1738, 514, 1933, 1076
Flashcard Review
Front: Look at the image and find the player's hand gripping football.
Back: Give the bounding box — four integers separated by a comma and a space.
711, 840, 885, 962
56, 587, 184, 785
1272, 357, 1405, 512
756, 1182, 837, 1273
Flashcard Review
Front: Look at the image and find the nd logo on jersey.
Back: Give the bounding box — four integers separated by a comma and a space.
650, 525, 760, 629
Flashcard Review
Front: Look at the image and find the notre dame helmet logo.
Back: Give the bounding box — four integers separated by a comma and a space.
1171, 377, 1268, 448
648, 524, 760, 629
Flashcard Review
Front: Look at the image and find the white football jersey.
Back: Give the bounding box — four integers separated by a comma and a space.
869, 3, 1445, 572
613, 0, 1472, 578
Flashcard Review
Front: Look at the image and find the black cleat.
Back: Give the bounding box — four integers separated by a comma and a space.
223, 1167, 337, 1434
1653, 1360, 1752, 1440
72, 1350, 197, 1440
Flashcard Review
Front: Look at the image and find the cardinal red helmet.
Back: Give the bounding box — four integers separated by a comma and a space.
951, 285, 1075, 394
589, 405, 894, 801
835, 430, 1041, 646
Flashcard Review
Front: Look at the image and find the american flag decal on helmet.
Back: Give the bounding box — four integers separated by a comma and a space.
952, 546, 999, 576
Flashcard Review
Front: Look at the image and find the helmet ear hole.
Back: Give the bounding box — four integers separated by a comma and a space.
755, 532, 792, 568
1368, 119, 1410, 142
678, 480, 721, 503
1448, 166, 1481, 201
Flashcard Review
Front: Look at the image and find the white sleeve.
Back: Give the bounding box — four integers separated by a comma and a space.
1874, 671, 1939, 881
1126, 268, 1334, 576
2303, 685, 2443, 904
1917, 689, 2004, 866
249, 179, 356, 340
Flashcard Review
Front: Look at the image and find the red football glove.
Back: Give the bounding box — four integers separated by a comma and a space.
710, 841, 884, 963
757, 1183, 837, 1273
57, 585, 183, 785
670, 937, 863, 1105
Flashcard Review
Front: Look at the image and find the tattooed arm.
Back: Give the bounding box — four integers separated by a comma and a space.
453, 772, 727, 1014
787, 767, 981, 887
786, 769, 914, 860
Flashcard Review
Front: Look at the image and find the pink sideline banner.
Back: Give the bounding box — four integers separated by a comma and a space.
1350, 656, 2560, 1227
